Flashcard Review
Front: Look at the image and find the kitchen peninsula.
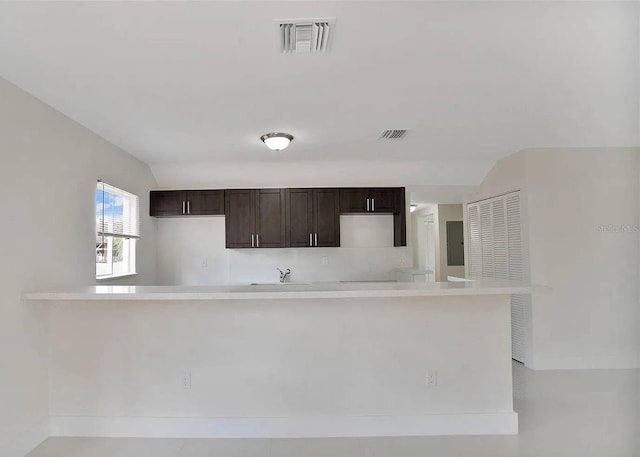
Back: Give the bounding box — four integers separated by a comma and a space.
24, 279, 535, 438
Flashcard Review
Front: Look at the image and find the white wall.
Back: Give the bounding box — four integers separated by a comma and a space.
151, 160, 494, 189
48, 295, 515, 436
0, 77, 158, 456
409, 186, 478, 206
475, 147, 640, 370
156, 215, 412, 285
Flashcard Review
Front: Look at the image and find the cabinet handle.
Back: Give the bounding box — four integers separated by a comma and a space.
315, 233, 318, 247
366, 198, 370, 212
182, 201, 186, 215
372, 198, 375, 212
256, 234, 260, 247
309, 233, 313, 247
187, 201, 190, 214
251, 234, 255, 248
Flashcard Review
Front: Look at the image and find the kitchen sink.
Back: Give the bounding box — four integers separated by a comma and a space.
249, 282, 311, 286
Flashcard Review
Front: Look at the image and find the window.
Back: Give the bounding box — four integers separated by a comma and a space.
96, 181, 139, 279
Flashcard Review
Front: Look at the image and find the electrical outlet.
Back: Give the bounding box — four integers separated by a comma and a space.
426, 369, 438, 388
321, 256, 329, 266
201, 258, 208, 268
182, 372, 192, 389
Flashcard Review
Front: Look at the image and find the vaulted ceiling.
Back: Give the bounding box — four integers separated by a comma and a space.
0, 1, 637, 186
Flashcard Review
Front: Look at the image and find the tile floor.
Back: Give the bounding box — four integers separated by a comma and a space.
26, 362, 640, 457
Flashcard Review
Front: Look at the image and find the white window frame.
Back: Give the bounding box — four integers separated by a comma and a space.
96, 181, 139, 280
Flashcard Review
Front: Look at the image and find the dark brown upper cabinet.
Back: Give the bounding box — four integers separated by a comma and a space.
225, 189, 286, 249
153, 187, 405, 248
339, 188, 403, 214
255, 189, 287, 248
225, 189, 255, 248
286, 189, 313, 247
186, 190, 225, 215
150, 190, 224, 217
393, 188, 407, 247
339, 188, 370, 213
286, 189, 340, 248
369, 188, 400, 213
150, 191, 184, 217
314, 189, 341, 247
340, 187, 407, 247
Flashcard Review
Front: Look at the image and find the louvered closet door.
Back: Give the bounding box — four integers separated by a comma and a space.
492, 198, 508, 280
479, 201, 495, 277
467, 204, 482, 277
506, 193, 526, 363
467, 191, 527, 363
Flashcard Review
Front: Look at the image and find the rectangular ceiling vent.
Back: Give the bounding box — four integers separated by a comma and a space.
379, 129, 408, 140
277, 18, 335, 53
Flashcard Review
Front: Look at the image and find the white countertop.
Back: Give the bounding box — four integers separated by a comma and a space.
22, 279, 542, 301
395, 268, 435, 274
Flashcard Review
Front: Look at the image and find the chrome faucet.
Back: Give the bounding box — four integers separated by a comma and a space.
277, 268, 291, 283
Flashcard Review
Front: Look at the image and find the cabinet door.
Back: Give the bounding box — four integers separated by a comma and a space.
369, 188, 399, 213
393, 187, 407, 246
255, 189, 286, 248
150, 190, 185, 217
186, 190, 224, 215
313, 189, 340, 247
287, 189, 314, 247
225, 190, 255, 248
339, 188, 369, 213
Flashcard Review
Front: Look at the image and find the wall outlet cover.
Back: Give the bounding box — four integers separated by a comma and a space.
182, 372, 192, 389
426, 369, 438, 388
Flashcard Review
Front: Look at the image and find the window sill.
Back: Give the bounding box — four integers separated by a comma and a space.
96, 273, 138, 281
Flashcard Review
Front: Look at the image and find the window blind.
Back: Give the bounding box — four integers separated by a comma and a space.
96, 181, 140, 239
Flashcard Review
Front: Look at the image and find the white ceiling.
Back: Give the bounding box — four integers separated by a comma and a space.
0, 1, 638, 186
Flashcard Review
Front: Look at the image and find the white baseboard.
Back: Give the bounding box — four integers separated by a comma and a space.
0, 418, 49, 457
529, 355, 640, 370
50, 413, 518, 438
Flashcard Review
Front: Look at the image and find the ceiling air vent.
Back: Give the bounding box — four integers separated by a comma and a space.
379, 129, 408, 140
277, 19, 334, 53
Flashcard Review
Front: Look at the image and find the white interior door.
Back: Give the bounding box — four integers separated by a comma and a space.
423, 214, 436, 282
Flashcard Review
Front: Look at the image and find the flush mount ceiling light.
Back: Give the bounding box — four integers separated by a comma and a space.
260, 132, 294, 151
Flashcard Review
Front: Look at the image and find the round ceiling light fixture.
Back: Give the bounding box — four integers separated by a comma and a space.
260, 132, 294, 151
